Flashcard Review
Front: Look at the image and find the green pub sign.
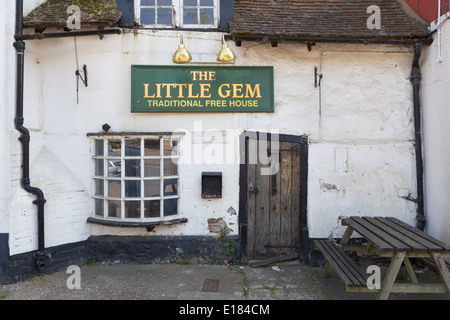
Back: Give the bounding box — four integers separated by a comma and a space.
131, 65, 274, 113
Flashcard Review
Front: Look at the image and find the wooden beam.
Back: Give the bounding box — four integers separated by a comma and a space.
248, 253, 298, 267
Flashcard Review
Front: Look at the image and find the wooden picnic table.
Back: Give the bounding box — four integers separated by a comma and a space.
315, 216, 450, 300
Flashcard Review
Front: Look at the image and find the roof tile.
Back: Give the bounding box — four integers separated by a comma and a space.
229, 0, 429, 43
23, 0, 122, 29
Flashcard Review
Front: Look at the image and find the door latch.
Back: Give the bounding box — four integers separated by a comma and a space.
248, 185, 260, 192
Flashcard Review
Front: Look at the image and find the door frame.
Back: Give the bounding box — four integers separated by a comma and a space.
239, 131, 310, 263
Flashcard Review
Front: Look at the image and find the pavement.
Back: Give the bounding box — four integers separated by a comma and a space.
1, 259, 449, 303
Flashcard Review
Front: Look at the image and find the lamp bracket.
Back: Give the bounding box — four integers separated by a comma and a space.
315, 67, 323, 88
76, 64, 88, 87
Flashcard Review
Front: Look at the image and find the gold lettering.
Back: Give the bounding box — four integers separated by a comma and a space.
155, 83, 162, 98
190, 71, 199, 81
218, 84, 231, 98
191, 71, 216, 81
187, 84, 199, 98
173, 83, 188, 98
245, 84, 262, 98
143, 83, 155, 98
161, 83, 175, 98
199, 83, 211, 98
232, 84, 244, 98
198, 71, 208, 81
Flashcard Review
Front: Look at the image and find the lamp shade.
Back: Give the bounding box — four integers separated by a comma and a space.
173, 36, 192, 64
217, 35, 235, 63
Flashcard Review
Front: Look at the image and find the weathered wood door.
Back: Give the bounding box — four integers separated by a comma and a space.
245, 135, 303, 262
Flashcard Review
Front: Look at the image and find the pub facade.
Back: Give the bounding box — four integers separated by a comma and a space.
0, 0, 440, 282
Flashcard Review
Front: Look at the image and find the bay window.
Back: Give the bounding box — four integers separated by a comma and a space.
91, 134, 181, 222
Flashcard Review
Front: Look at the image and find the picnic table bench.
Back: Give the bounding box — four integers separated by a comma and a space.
314, 216, 450, 300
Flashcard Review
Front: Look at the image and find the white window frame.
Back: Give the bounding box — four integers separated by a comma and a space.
135, 0, 219, 29
91, 135, 182, 222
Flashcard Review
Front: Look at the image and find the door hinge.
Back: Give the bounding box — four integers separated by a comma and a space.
267, 146, 301, 155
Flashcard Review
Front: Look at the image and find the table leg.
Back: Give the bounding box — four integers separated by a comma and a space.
324, 263, 334, 278
377, 251, 406, 300
403, 257, 419, 284
431, 253, 450, 293
339, 226, 354, 245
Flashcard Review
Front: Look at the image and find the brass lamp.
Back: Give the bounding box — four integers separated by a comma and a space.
173, 36, 192, 64
217, 34, 235, 63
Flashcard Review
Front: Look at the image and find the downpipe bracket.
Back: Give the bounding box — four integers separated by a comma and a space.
32, 198, 46, 206
18, 134, 30, 143
33, 251, 51, 270
13, 40, 25, 51
416, 215, 426, 231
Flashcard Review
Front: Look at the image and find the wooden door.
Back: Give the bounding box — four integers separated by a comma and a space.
245, 136, 302, 262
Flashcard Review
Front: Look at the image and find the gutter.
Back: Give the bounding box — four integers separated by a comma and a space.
225, 34, 434, 46
411, 43, 426, 231
15, 29, 122, 41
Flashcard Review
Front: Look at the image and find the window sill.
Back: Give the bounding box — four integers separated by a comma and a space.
87, 131, 185, 137
87, 216, 188, 231
122, 26, 224, 33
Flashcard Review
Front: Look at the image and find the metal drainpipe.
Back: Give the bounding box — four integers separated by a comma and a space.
411, 43, 426, 231
13, 0, 48, 269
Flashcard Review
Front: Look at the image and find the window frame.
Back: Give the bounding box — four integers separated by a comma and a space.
91, 134, 182, 223
135, 0, 220, 29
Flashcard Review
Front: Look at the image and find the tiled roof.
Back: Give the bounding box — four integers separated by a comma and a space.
23, 0, 122, 29
229, 0, 430, 44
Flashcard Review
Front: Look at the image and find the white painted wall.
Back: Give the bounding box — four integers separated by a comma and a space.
3, 1, 49, 252
0, 0, 9, 235
0, 1, 42, 238
421, 13, 450, 242
310, 49, 417, 238
4, 21, 419, 254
